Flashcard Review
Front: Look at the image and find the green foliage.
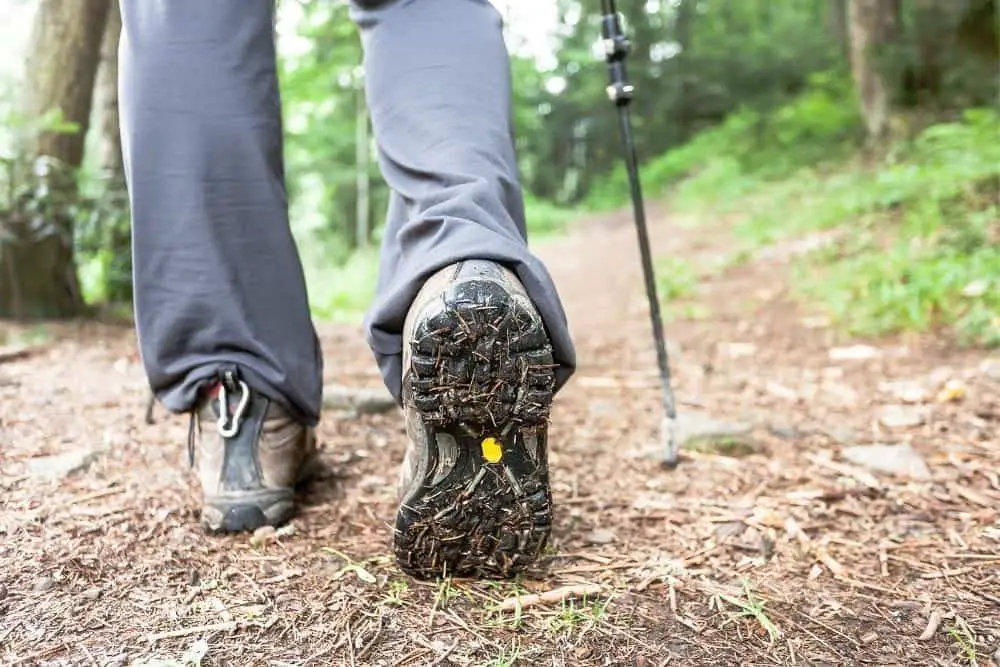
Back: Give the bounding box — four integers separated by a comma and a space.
585, 72, 863, 210
74, 176, 131, 305
789, 110, 1000, 346
655, 256, 698, 301
667, 100, 999, 347
523, 192, 577, 238
301, 243, 380, 323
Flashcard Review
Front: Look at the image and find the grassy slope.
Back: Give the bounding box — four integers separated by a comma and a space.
593, 74, 999, 347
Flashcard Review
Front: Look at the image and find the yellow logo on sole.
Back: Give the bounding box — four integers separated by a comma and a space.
481, 437, 503, 463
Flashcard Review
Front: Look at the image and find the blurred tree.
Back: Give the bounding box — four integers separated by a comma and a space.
278, 1, 384, 259
0, 0, 111, 318
88, 0, 133, 304
96, 0, 122, 185
847, 0, 901, 140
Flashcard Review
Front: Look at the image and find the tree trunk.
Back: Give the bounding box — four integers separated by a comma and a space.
0, 0, 110, 319
97, 0, 123, 184
847, 0, 900, 141
95, 0, 132, 304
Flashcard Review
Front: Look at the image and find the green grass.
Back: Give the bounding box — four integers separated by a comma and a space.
655, 256, 699, 301
627, 68, 998, 347
303, 244, 381, 323
747, 107, 1000, 346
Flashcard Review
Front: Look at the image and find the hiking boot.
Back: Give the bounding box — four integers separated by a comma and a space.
394, 260, 557, 579
188, 366, 317, 533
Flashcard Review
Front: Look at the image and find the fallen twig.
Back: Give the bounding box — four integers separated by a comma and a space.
806, 453, 882, 490
427, 639, 460, 667
920, 566, 978, 579
497, 584, 603, 612
144, 621, 238, 642
918, 610, 941, 641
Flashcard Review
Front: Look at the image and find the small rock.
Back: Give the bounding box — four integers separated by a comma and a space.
768, 425, 800, 439
877, 405, 927, 429
584, 529, 616, 545
33, 576, 55, 593
801, 315, 832, 329
961, 279, 989, 297
979, 358, 1000, 380
322, 384, 397, 415
822, 366, 845, 379
719, 342, 757, 359
821, 427, 856, 444
935, 379, 966, 403
588, 400, 617, 416
714, 521, 746, 540
841, 443, 931, 480
250, 525, 277, 548
358, 475, 387, 492
632, 492, 675, 511
822, 381, 860, 407
927, 366, 955, 386
674, 410, 753, 446
26, 448, 102, 481
574, 647, 593, 660
829, 345, 882, 361
82, 587, 101, 601
860, 631, 878, 644
765, 381, 799, 402
879, 380, 931, 404
275, 523, 297, 539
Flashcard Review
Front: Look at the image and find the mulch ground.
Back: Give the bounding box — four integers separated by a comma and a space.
2, 207, 998, 666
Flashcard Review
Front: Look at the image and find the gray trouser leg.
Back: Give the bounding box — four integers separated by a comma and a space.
118, 0, 323, 426
352, 0, 577, 402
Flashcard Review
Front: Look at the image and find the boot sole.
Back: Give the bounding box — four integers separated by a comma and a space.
395, 271, 556, 579
201, 488, 296, 533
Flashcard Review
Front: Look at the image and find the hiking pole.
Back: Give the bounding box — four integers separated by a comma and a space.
599, 0, 680, 468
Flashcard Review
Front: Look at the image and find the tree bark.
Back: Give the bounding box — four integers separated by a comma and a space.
847, 0, 901, 141
0, 0, 111, 318
97, 0, 123, 184
95, 0, 132, 303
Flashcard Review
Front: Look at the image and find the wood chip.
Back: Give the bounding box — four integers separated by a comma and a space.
807, 453, 882, 490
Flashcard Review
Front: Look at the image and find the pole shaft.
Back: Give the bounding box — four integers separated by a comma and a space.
616, 105, 675, 420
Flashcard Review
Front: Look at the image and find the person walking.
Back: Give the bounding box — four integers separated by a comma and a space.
117, 0, 576, 580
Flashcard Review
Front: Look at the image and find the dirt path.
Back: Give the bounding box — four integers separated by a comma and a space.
2, 205, 999, 666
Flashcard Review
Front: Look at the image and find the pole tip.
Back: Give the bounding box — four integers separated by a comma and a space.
660, 414, 680, 469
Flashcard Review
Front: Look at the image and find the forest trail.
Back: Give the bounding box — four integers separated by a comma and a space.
2, 204, 999, 666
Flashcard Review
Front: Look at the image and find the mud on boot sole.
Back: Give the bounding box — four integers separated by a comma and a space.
395, 271, 556, 579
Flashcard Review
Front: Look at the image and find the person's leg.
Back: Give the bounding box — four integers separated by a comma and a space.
351, 0, 575, 400
351, 0, 576, 579
118, 0, 323, 531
